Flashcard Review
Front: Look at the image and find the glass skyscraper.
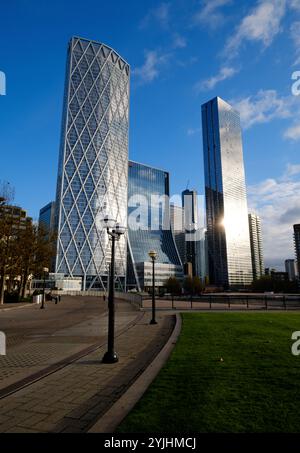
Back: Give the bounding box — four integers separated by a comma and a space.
54, 37, 130, 290
248, 213, 264, 280
201, 97, 252, 288
39, 202, 56, 234
127, 161, 183, 291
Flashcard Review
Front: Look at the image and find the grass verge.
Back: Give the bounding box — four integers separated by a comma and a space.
117, 313, 300, 433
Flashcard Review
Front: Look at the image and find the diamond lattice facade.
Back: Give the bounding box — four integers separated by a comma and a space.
54, 37, 130, 290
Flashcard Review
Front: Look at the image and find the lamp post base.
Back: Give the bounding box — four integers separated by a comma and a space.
102, 351, 119, 364
150, 319, 157, 325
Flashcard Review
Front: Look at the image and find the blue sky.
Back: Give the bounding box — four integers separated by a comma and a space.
0, 0, 300, 268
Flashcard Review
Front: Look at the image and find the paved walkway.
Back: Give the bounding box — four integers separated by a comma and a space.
0, 305, 175, 433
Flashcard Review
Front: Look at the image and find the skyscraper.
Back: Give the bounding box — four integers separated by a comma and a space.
294, 224, 300, 278
182, 189, 198, 277
39, 202, 56, 234
248, 213, 264, 280
54, 37, 130, 290
170, 204, 185, 265
201, 97, 252, 288
285, 259, 298, 281
127, 161, 183, 291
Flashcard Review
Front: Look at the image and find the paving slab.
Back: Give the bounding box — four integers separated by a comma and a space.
0, 308, 175, 433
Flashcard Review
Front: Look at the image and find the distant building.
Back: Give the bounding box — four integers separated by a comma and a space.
195, 229, 208, 282
170, 204, 185, 265
171, 197, 208, 281
265, 268, 276, 276
248, 214, 264, 280
271, 271, 289, 282
294, 224, 300, 277
182, 189, 198, 277
0, 205, 32, 232
127, 161, 183, 291
285, 259, 298, 281
39, 202, 56, 233
202, 96, 252, 288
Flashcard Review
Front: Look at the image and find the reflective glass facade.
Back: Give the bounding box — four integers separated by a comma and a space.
127, 161, 183, 290
202, 97, 252, 288
39, 202, 56, 233
55, 37, 129, 290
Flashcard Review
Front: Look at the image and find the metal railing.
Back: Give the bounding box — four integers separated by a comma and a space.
140, 294, 300, 311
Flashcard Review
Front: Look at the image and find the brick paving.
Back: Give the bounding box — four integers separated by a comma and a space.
0, 302, 175, 433
0, 297, 135, 391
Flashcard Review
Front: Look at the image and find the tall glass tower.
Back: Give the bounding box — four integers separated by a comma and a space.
201, 97, 252, 288
55, 37, 130, 290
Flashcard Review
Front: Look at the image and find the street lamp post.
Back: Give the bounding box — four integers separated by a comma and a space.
41, 267, 49, 310
102, 216, 126, 364
148, 250, 157, 325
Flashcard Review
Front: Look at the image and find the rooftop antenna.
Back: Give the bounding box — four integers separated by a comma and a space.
186, 180, 190, 190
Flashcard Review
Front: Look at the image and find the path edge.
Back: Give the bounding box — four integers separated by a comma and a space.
88, 313, 182, 433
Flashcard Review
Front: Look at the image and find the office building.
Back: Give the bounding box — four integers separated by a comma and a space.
248, 213, 264, 280
270, 271, 289, 282
0, 205, 32, 232
285, 259, 298, 281
171, 197, 208, 281
39, 202, 56, 233
54, 37, 130, 290
202, 97, 253, 288
170, 204, 185, 265
182, 189, 198, 277
294, 224, 300, 278
127, 161, 183, 291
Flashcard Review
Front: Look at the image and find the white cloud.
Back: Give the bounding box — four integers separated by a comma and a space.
231, 90, 293, 129
172, 34, 187, 49
140, 3, 171, 29
224, 0, 286, 58
187, 127, 201, 136
197, 66, 238, 92
283, 163, 300, 179
290, 21, 300, 65
290, 0, 300, 11
284, 123, 300, 141
193, 0, 232, 29
133, 50, 170, 84
248, 165, 300, 268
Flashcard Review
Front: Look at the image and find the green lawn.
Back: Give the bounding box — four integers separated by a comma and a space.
117, 313, 300, 433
